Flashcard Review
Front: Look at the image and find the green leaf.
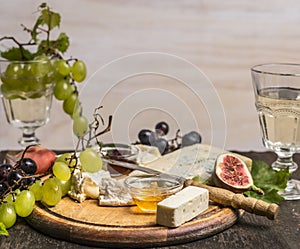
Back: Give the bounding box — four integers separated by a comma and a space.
39, 2, 47, 8
0, 47, 35, 61
244, 189, 284, 204
36, 32, 69, 55
244, 160, 290, 204
41, 9, 60, 30
0, 222, 9, 236
55, 33, 70, 53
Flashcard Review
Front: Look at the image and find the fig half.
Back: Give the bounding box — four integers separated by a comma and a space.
213, 153, 261, 193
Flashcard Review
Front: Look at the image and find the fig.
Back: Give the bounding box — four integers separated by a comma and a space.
213, 153, 262, 194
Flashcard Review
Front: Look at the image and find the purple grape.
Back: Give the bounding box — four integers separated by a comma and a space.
152, 138, 169, 155
0, 182, 8, 195
7, 170, 24, 188
0, 164, 12, 180
20, 158, 37, 175
181, 131, 202, 147
155, 121, 169, 136
138, 129, 154, 145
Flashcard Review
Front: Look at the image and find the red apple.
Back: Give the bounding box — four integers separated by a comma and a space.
19, 146, 57, 174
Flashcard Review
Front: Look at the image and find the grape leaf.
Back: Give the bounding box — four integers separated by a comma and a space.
0, 222, 8, 236
41, 9, 60, 31
36, 32, 69, 55
0, 47, 35, 61
55, 33, 70, 53
244, 160, 290, 204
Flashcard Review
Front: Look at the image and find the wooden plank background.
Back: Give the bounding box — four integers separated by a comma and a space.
1, 0, 300, 151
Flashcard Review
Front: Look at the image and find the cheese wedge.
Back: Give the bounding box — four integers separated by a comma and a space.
156, 186, 209, 227
136, 144, 252, 184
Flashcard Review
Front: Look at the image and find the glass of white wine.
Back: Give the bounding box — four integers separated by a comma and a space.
251, 63, 300, 200
0, 59, 54, 147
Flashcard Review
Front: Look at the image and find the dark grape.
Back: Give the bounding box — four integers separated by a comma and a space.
0, 164, 12, 180
138, 129, 154, 145
181, 131, 202, 147
155, 121, 169, 136
24, 176, 36, 187
152, 138, 169, 155
20, 158, 37, 175
0, 182, 9, 195
7, 171, 24, 188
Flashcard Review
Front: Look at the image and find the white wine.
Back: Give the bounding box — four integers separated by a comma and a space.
1, 87, 53, 129
256, 87, 300, 152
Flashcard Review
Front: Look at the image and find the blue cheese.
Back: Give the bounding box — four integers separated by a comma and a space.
156, 186, 209, 227
143, 144, 252, 183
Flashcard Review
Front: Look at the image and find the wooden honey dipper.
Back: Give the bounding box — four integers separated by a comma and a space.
185, 179, 279, 220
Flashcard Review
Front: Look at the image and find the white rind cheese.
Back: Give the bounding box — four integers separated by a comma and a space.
156, 186, 209, 227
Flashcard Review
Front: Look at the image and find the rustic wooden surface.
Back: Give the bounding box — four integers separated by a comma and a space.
0, 150, 299, 249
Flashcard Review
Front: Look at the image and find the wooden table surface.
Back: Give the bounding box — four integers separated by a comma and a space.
0, 150, 299, 249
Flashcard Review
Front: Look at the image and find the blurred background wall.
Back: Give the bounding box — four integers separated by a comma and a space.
1, 0, 300, 151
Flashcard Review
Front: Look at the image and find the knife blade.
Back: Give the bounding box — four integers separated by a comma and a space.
102, 157, 279, 220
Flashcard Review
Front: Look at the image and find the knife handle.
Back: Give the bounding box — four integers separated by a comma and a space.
185, 179, 279, 220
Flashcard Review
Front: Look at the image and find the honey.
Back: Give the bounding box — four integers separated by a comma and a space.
125, 175, 184, 213
132, 195, 169, 213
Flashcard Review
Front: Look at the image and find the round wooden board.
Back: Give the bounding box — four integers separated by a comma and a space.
26, 197, 243, 248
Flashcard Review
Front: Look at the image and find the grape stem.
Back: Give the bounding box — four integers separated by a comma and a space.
88, 115, 113, 142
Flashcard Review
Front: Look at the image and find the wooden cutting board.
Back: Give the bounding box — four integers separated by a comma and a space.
26, 197, 243, 248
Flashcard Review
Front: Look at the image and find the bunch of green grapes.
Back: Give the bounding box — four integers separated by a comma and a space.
0, 55, 53, 99
52, 58, 89, 137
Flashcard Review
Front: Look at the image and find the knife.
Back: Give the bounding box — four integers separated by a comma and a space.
102, 157, 279, 220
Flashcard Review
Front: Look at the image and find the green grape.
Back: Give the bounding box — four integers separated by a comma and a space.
79, 148, 102, 173
31, 55, 51, 77
14, 189, 21, 196
3, 193, 15, 204
0, 203, 17, 229
42, 178, 62, 206
2, 63, 23, 88
57, 59, 71, 76
55, 177, 71, 197
22, 63, 33, 77
5, 62, 23, 77
52, 161, 71, 181
71, 60, 87, 82
28, 180, 43, 201
63, 93, 79, 115
71, 100, 83, 119
73, 115, 89, 137
0, 84, 19, 99
14, 190, 35, 217
53, 79, 73, 100
56, 152, 77, 169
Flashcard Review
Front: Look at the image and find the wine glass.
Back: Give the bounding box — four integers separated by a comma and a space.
0, 60, 54, 147
251, 63, 300, 200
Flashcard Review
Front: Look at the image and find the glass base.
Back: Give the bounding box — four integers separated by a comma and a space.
271, 155, 298, 173
18, 130, 39, 148
279, 179, 300, 200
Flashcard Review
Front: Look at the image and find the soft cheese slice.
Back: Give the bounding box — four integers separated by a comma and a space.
156, 186, 209, 227
98, 178, 134, 206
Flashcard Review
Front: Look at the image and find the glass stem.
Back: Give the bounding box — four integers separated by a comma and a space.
19, 128, 39, 148
273, 153, 298, 173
